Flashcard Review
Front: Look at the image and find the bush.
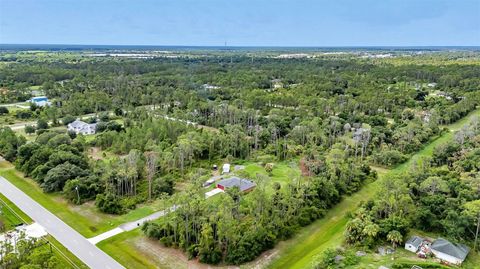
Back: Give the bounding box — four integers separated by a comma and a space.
61, 115, 76, 125
0, 106, 9, 115
15, 110, 33, 119
36, 118, 49, 130
24, 125, 36, 134
372, 150, 408, 167
95, 193, 124, 214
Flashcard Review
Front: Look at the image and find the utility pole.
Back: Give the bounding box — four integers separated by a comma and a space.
75, 186, 80, 204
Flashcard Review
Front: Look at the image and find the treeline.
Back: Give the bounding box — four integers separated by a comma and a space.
345, 117, 480, 250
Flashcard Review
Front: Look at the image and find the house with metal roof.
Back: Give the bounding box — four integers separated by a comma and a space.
405, 236, 424, 253
28, 96, 51, 107
430, 238, 470, 265
216, 177, 256, 192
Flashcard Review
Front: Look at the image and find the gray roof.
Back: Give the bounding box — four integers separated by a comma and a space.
406, 236, 423, 248
217, 177, 256, 192
431, 238, 470, 261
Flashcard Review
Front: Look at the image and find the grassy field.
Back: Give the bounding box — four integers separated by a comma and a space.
0, 192, 31, 230
0, 193, 87, 268
0, 162, 166, 238
97, 229, 160, 269
266, 108, 480, 269
242, 160, 301, 191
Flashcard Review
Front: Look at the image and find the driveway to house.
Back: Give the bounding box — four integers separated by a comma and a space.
0, 176, 124, 269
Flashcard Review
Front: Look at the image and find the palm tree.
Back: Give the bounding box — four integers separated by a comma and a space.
387, 230, 403, 249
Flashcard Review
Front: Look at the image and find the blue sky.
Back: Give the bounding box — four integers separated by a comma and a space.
0, 0, 479, 46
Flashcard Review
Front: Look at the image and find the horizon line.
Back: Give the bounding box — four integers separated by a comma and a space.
1, 43, 480, 48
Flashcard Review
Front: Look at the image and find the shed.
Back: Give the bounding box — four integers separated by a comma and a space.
430, 238, 470, 265
217, 177, 256, 192
405, 236, 423, 253
222, 163, 230, 174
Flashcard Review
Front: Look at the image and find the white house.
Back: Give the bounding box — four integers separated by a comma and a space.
28, 96, 51, 107
405, 236, 423, 253
68, 120, 97, 135
430, 238, 470, 265
222, 163, 231, 174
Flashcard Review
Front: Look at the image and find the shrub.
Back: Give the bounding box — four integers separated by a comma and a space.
0, 106, 9, 115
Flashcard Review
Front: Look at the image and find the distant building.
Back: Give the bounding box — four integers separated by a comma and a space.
430, 238, 470, 265
68, 120, 97, 135
28, 96, 51, 107
216, 177, 256, 192
405, 236, 424, 253
202, 84, 221, 90
427, 82, 437, 88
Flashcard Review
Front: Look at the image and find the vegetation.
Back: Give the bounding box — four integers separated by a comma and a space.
1, 49, 480, 266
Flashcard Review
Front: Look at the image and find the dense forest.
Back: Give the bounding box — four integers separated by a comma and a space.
344, 116, 480, 252
1, 50, 480, 265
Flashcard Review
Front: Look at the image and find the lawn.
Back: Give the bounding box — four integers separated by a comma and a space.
97, 229, 161, 269
0, 192, 31, 230
0, 161, 167, 238
266, 108, 480, 269
242, 160, 301, 190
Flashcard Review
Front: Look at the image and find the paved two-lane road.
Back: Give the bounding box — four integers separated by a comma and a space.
0, 176, 124, 269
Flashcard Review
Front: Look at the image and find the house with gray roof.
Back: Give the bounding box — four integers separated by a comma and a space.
405, 236, 424, 253
216, 177, 256, 192
430, 238, 470, 265
67, 120, 97, 135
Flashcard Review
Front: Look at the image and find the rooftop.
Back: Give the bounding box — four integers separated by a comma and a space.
406, 236, 424, 248
431, 238, 470, 261
217, 177, 256, 192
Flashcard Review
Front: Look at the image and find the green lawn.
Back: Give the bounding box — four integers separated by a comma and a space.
97, 229, 160, 269
242, 161, 301, 191
0, 162, 166, 238
0, 192, 31, 230
267, 108, 480, 269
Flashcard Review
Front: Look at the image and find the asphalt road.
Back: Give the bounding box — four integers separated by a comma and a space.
0, 176, 124, 269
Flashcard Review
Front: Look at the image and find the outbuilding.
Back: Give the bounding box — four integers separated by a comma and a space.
222, 163, 231, 174
430, 238, 470, 265
216, 177, 256, 192
405, 236, 423, 253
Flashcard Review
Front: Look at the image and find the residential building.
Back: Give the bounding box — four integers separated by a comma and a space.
405, 236, 423, 253
28, 96, 51, 107
216, 177, 256, 192
430, 238, 470, 265
68, 120, 97, 135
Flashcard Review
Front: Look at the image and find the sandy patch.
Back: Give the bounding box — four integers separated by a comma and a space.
133, 237, 243, 269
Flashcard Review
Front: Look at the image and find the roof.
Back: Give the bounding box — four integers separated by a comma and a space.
31, 96, 48, 101
406, 236, 423, 248
431, 238, 470, 261
69, 120, 96, 128
217, 177, 256, 192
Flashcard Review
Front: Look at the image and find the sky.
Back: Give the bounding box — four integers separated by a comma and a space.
0, 0, 479, 46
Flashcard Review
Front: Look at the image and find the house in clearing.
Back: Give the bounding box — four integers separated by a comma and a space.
430, 238, 470, 265
28, 96, 51, 107
67, 119, 97, 135
216, 177, 256, 193
405, 236, 424, 253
